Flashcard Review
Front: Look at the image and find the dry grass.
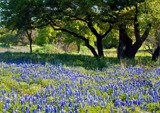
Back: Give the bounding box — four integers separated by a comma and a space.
0, 45, 152, 58
0, 46, 29, 53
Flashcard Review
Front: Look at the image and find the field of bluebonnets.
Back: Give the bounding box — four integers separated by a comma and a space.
0, 52, 160, 113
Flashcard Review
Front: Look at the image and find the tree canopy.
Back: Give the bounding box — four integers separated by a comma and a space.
0, 0, 160, 60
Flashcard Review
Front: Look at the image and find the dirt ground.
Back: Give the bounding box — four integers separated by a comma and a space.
0, 46, 30, 53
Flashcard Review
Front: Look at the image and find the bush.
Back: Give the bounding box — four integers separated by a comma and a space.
34, 44, 63, 53
35, 26, 56, 46
0, 34, 19, 46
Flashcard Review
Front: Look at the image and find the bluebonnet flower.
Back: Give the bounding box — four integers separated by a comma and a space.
2, 90, 6, 95
1, 62, 160, 112
69, 100, 72, 108
74, 107, 79, 113
32, 109, 36, 113
45, 105, 51, 113
26, 106, 30, 113
93, 100, 98, 106
80, 79, 83, 85
114, 101, 120, 107
53, 106, 57, 113
21, 106, 25, 112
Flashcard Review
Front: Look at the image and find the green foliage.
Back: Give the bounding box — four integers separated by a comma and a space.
105, 0, 145, 10
35, 26, 57, 46
34, 44, 62, 54
80, 105, 105, 113
142, 0, 160, 53
0, 0, 160, 58
147, 103, 159, 112
0, 0, 43, 29
63, 20, 96, 46
103, 30, 119, 49
0, 33, 18, 46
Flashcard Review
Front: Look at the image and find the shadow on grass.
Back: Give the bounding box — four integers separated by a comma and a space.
0, 52, 120, 70
0, 52, 155, 70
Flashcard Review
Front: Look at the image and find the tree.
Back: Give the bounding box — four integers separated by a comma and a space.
32, 0, 114, 57
42, 0, 151, 58
148, 0, 160, 61
0, 0, 45, 53
0, 0, 156, 59
108, 1, 152, 59
137, 0, 160, 61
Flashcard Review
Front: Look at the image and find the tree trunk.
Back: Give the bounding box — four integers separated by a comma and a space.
126, 40, 142, 59
126, 23, 151, 59
117, 4, 151, 60
29, 37, 33, 53
77, 44, 80, 53
97, 38, 104, 57
152, 45, 160, 61
26, 30, 33, 53
117, 40, 125, 59
117, 25, 132, 59
49, 17, 112, 58
117, 27, 150, 59
126, 4, 151, 59
117, 19, 151, 59
87, 22, 104, 57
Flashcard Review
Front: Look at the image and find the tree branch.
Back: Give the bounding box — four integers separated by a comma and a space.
49, 22, 98, 57
54, 27, 87, 41
33, 22, 50, 29
101, 24, 112, 38
87, 21, 101, 38
141, 23, 151, 41
71, 16, 88, 23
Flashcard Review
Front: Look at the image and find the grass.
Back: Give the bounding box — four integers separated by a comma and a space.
0, 44, 156, 68
0, 52, 117, 70
0, 50, 159, 70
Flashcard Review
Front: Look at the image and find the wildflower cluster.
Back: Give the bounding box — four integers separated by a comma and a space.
0, 62, 160, 112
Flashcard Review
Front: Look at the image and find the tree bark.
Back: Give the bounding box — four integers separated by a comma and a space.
152, 45, 160, 61
77, 44, 80, 53
126, 23, 151, 59
26, 30, 33, 53
29, 37, 32, 53
97, 37, 104, 57
84, 39, 99, 57
118, 25, 132, 59
126, 40, 142, 59
118, 24, 151, 59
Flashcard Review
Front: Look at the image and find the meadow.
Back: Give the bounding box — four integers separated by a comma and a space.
0, 46, 160, 113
